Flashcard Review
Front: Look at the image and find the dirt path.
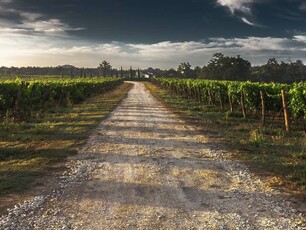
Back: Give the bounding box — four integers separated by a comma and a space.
0, 82, 304, 229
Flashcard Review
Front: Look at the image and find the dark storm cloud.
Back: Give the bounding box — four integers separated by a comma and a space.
1, 0, 306, 42
1, 0, 306, 67
0, 0, 84, 36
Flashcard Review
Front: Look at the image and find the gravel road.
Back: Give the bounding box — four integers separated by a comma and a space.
1, 82, 305, 229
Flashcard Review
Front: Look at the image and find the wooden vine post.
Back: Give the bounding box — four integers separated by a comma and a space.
43, 86, 51, 109
14, 81, 25, 119
240, 91, 246, 119
197, 86, 201, 102
15, 82, 25, 109
208, 90, 214, 105
228, 92, 233, 112
60, 87, 68, 106
29, 84, 37, 114
218, 90, 223, 109
281, 90, 291, 132
260, 90, 265, 126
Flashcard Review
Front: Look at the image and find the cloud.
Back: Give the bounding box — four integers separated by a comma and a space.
241, 17, 255, 26
0, 0, 13, 4
216, 0, 254, 14
19, 12, 42, 21
26, 19, 84, 34
241, 17, 262, 27
0, 27, 28, 33
0, 1, 304, 67
1, 32, 306, 68
299, 2, 306, 12
216, 0, 263, 27
0, 1, 84, 37
293, 35, 306, 43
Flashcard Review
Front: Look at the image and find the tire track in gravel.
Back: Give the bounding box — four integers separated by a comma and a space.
1, 82, 305, 229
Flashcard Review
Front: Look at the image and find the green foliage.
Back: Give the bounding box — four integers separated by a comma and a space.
153, 78, 306, 119
0, 83, 132, 195
146, 82, 306, 191
177, 62, 195, 78
252, 59, 306, 83
99, 60, 111, 76
203, 53, 251, 80
249, 129, 265, 144
288, 82, 306, 119
0, 77, 123, 120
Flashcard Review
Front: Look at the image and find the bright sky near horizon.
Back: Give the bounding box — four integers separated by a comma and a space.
1, 0, 306, 69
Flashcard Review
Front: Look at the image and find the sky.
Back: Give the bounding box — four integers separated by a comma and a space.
1, 0, 306, 69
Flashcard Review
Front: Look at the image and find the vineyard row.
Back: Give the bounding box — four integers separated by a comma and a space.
0, 77, 123, 120
153, 78, 306, 131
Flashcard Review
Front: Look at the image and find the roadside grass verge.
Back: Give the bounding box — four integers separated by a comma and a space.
0, 82, 132, 196
144, 82, 306, 195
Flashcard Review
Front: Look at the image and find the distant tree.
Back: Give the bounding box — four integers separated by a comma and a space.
203, 53, 251, 80
143, 67, 163, 77
99, 60, 111, 76
203, 53, 225, 80
130, 66, 136, 78
113, 68, 119, 77
285, 60, 306, 82
225, 55, 251, 80
250, 58, 306, 83
161, 68, 181, 78
177, 62, 195, 78
137, 68, 141, 79
198, 66, 207, 79
259, 58, 282, 82
193, 66, 202, 78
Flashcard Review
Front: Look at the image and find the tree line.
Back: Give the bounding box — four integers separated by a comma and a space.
147, 54, 305, 83
1, 54, 305, 83
0, 61, 143, 79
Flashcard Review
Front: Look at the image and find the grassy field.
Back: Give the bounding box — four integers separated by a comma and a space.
0, 82, 132, 196
145, 82, 306, 195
